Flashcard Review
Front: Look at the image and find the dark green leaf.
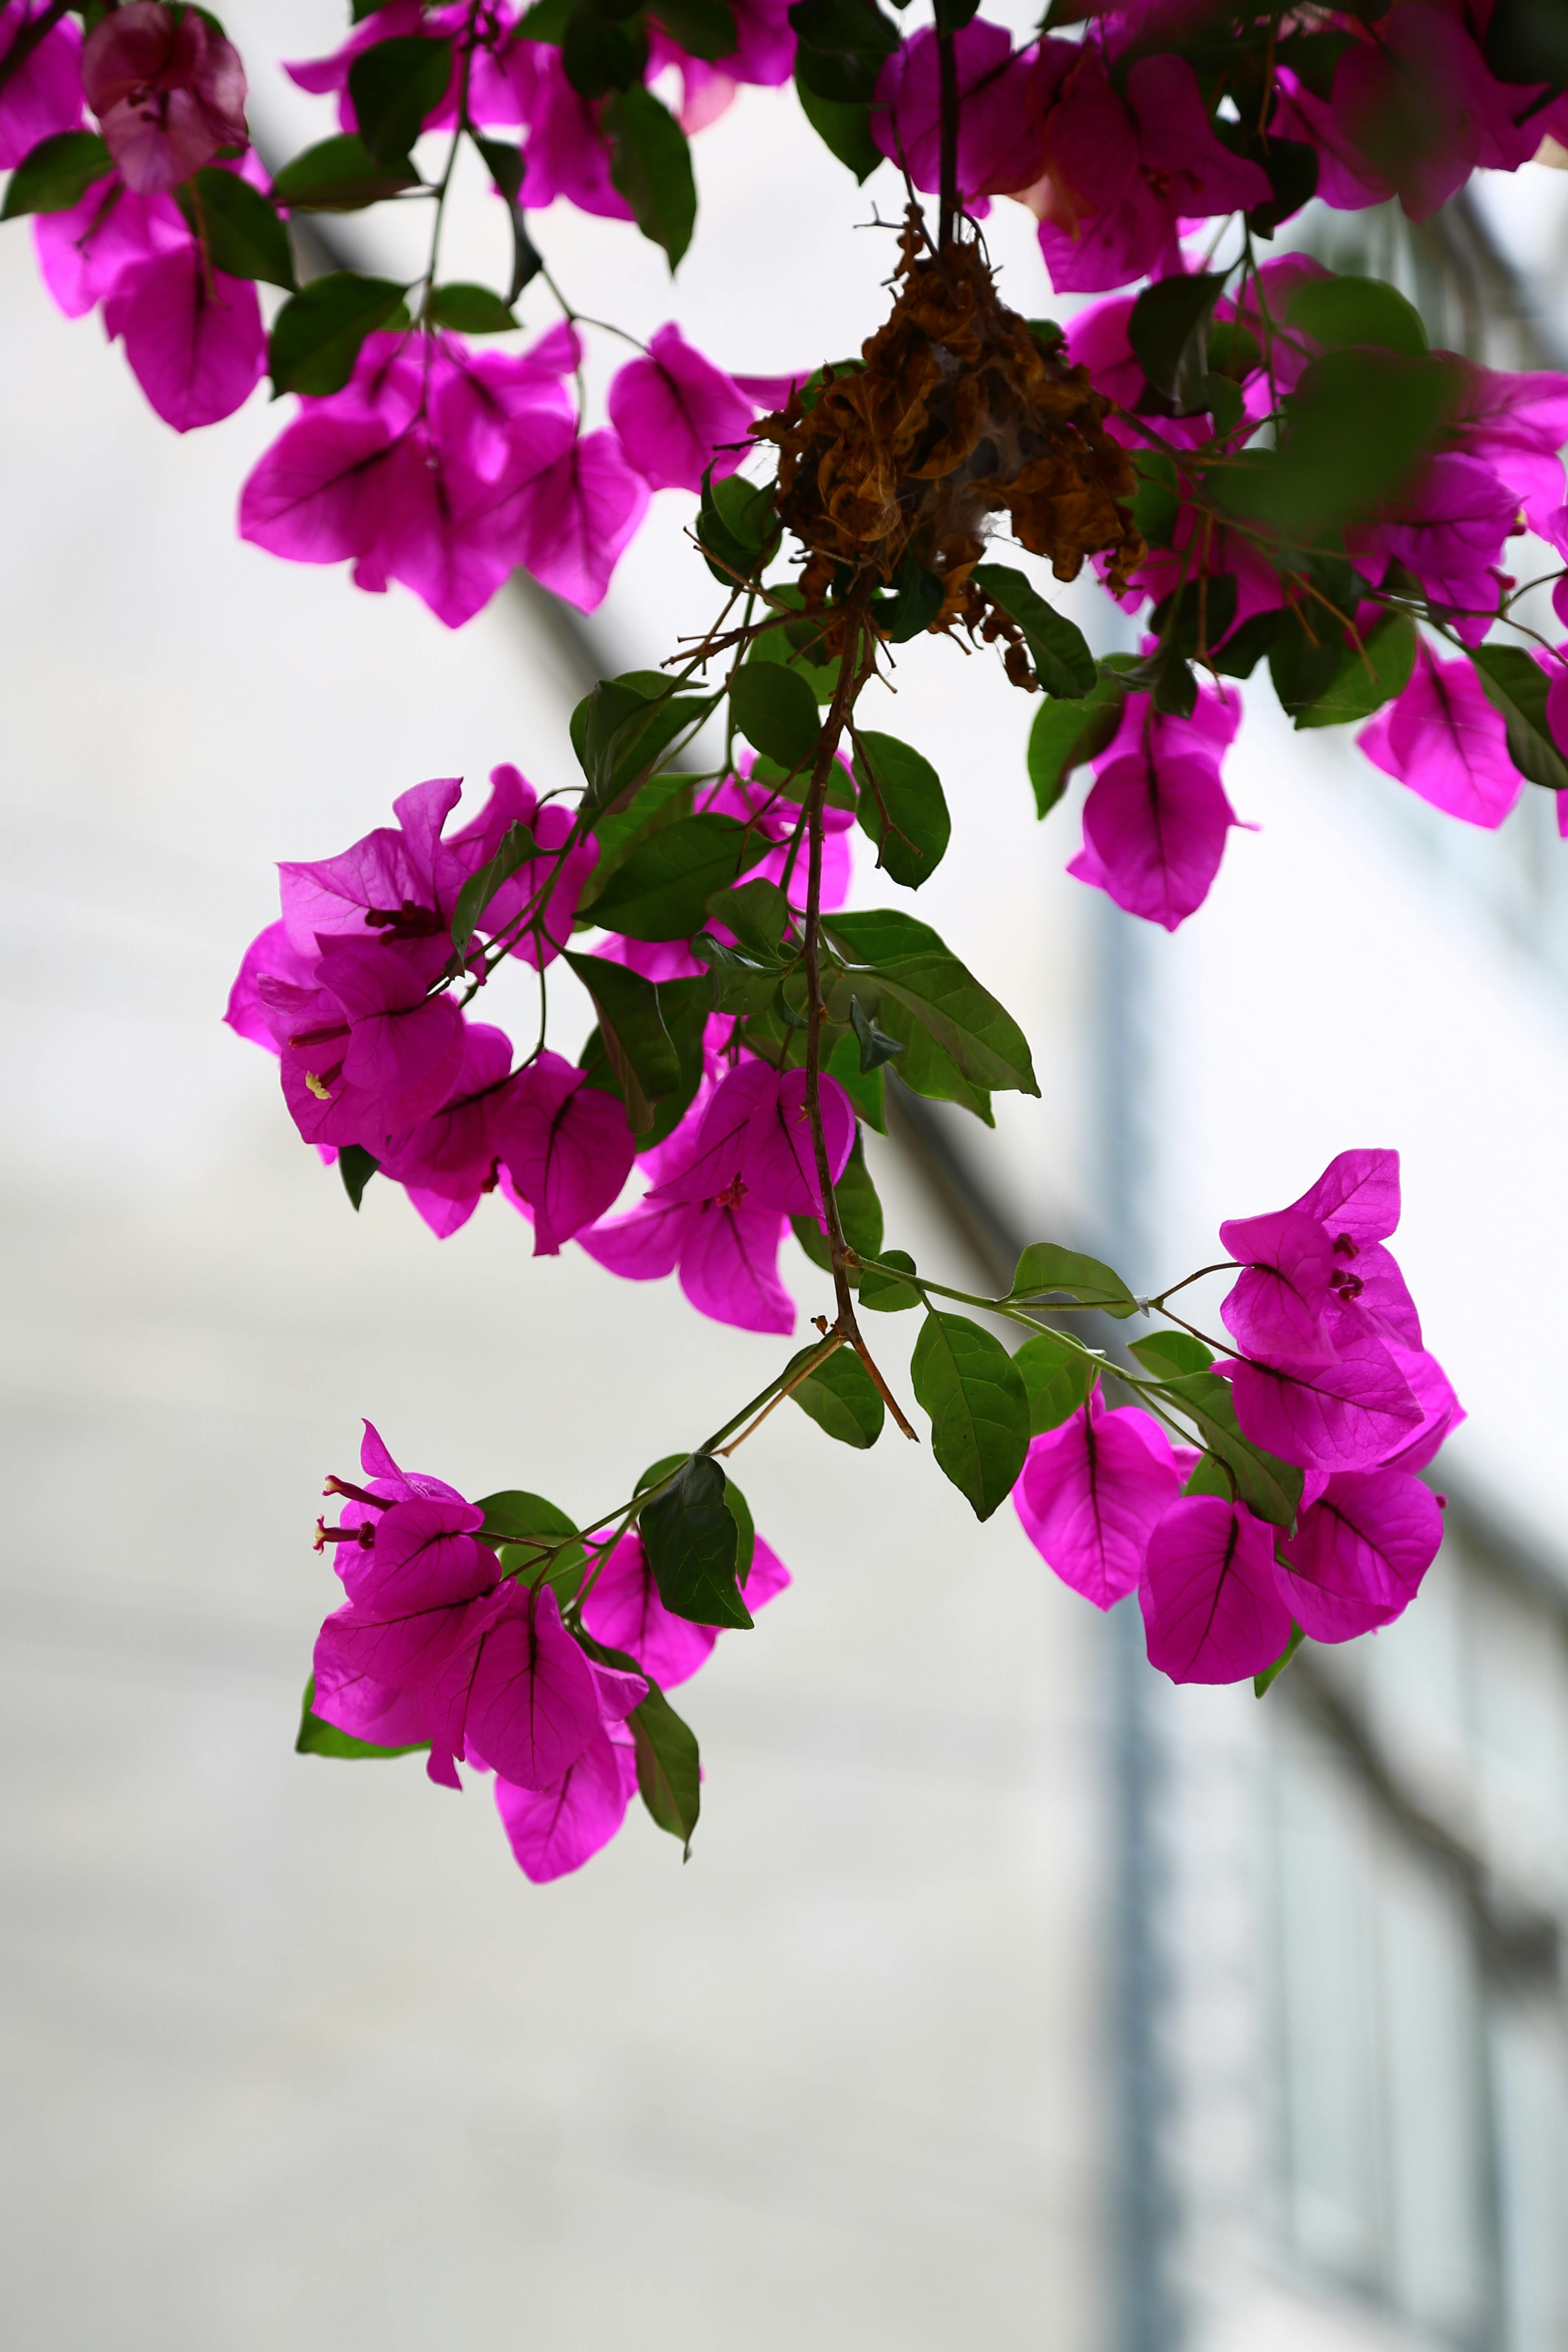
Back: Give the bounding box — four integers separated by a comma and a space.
296, 1674, 426, 1758
824, 908, 1038, 1097
729, 661, 822, 769
706, 875, 789, 959
1131, 446, 1180, 549
572, 672, 710, 808
973, 564, 1096, 699
1218, 350, 1456, 539
268, 272, 408, 396
564, 951, 681, 1132
563, 4, 647, 94
1128, 270, 1227, 410
450, 818, 539, 951
858, 1247, 920, 1311
1151, 573, 1240, 663
1254, 1622, 1306, 1699
517, 0, 573, 36
1486, 0, 1568, 81
475, 1488, 586, 1603
1012, 1331, 1096, 1435
1009, 1242, 1138, 1317
785, 1340, 885, 1446
582, 771, 693, 900
1146, 1370, 1303, 1530
849, 993, 904, 1071
911, 1310, 1030, 1521
1129, 1331, 1214, 1378
789, 0, 900, 51
178, 166, 294, 288
1209, 609, 1283, 680
1248, 136, 1318, 240
630, 1678, 702, 1847
831, 1129, 884, 1255
793, 73, 883, 177
1, 129, 111, 219
933, 0, 982, 27
270, 133, 419, 212
470, 134, 541, 304
650, 0, 738, 58
748, 590, 842, 699
1290, 610, 1417, 730
1277, 28, 1353, 99
872, 554, 944, 643
425, 281, 518, 333
697, 469, 781, 583
1286, 272, 1428, 361
825, 1027, 886, 1129
1026, 671, 1125, 817
605, 85, 696, 270
590, 811, 765, 940
878, 1005, 993, 1122
347, 33, 453, 165
1470, 644, 1568, 790
339, 1144, 379, 1211
1268, 608, 1349, 719
639, 1453, 753, 1628
853, 731, 950, 888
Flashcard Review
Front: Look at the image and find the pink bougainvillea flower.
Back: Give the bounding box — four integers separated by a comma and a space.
1355, 454, 1519, 646
648, 1058, 855, 1220
1032, 45, 1270, 293
581, 1526, 790, 1688
379, 1020, 517, 1214
1447, 359, 1568, 543
100, 243, 263, 431
1378, 1342, 1464, 1474
1224, 1339, 1423, 1473
493, 1720, 639, 1882
608, 323, 755, 493
1013, 1389, 1184, 1609
696, 759, 855, 912
82, 0, 247, 194
496, 1048, 635, 1253
260, 935, 466, 1149
1068, 678, 1246, 931
872, 22, 1044, 207
1285, 1147, 1423, 1354
513, 46, 632, 219
0, 0, 84, 168
1274, 1467, 1444, 1644
32, 170, 186, 316
428, 1578, 611, 1790
579, 1188, 796, 1334
1357, 639, 1522, 829
512, 428, 650, 612
1219, 1208, 1339, 1365
283, 1, 519, 137
223, 918, 319, 1052
1140, 1494, 1293, 1684
336, 1492, 500, 1617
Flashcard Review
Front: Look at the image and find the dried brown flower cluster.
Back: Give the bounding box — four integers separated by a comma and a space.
754, 215, 1143, 670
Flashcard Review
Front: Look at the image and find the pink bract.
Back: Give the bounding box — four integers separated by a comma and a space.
608, 323, 755, 493
82, 0, 247, 194
1140, 1496, 1293, 1684
0, 0, 84, 169
1013, 1391, 1183, 1610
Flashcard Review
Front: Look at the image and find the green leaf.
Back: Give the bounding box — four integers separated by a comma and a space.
1145, 1370, 1303, 1531
563, 4, 648, 95
1128, 270, 1227, 410
630, 1678, 702, 1848
639, 1453, 753, 1628
2, 129, 111, 218
178, 166, 294, 289
268, 272, 408, 396
697, 470, 781, 584
475, 1488, 586, 1604
1290, 610, 1417, 731
853, 731, 950, 889
470, 134, 542, 304
729, 662, 822, 769
824, 1027, 886, 1129
605, 85, 697, 270
450, 819, 539, 951
564, 951, 681, 1132
425, 281, 518, 333
1026, 670, 1125, 818
582, 771, 693, 901
706, 875, 789, 959
1131, 446, 1180, 549
859, 1247, 920, 1311
1151, 573, 1240, 663
1218, 350, 1456, 539
572, 672, 710, 808
1129, 1331, 1213, 1378
1470, 644, 1568, 791
972, 564, 1096, 699
911, 1310, 1030, 1521
1286, 272, 1428, 361
831, 1129, 884, 1255
589, 810, 766, 940
848, 993, 904, 1071
1012, 1330, 1097, 1435
1254, 1623, 1307, 1699
1208, 609, 1283, 680
1248, 135, 1318, 242
873, 554, 944, 644
793, 73, 883, 177
1009, 1241, 1138, 1317
339, 1144, 379, 1211
747, 587, 842, 701
270, 133, 419, 212
296, 1675, 426, 1758
650, 0, 738, 58
347, 33, 454, 165
874, 1000, 993, 1121
1485, 0, 1568, 82
824, 909, 1038, 1097
785, 1341, 885, 1446
517, 0, 574, 37
789, 0, 900, 53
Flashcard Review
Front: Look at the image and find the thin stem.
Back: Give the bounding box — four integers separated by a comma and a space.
717, 1330, 847, 1455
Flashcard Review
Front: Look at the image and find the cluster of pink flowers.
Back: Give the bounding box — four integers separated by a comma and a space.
1015, 1151, 1461, 1684
239, 319, 784, 624
310, 1421, 789, 1880
226, 761, 858, 1326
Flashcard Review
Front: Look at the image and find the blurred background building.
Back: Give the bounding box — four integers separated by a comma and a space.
2, 12, 1566, 2347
